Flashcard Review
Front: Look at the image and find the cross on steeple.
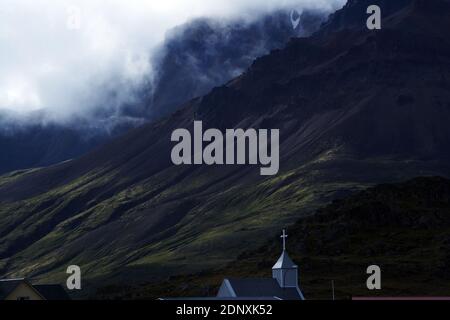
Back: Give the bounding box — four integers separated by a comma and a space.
280, 229, 288, 251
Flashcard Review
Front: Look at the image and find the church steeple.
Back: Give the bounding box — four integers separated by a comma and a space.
272, 229, 305, 299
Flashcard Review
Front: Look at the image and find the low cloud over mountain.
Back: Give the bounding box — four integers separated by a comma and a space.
0, 0, 344, 123
0, 1, 340, 174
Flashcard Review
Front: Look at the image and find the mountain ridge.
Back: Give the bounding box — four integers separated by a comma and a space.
0, 8, 324, 175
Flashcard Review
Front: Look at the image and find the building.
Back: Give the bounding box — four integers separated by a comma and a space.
216, 230, 305, 300
161, 229, 305, 300
0, 278, 70, 300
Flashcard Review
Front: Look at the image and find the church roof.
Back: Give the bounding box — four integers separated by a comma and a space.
0, 279, 24, 299
272, 250, 297, 269
223, 278, 302, 300
33, 284, 71, 300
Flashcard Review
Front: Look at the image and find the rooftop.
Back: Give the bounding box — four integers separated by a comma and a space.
272, 250, 297, 269
224, 278, 302, 300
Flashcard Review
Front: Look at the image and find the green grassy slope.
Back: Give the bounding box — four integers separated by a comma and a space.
95, 176, 450, 300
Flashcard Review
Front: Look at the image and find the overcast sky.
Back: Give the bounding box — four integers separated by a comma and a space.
0, 0, 345, 122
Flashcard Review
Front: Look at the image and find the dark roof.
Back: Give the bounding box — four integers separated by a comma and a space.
33, 285, 71, 300
0, 279, 70, 300
0, 279, 24, 299
225, 278, 302, 300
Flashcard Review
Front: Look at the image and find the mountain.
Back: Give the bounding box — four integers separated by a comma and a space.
1, 0, 450, 292
148, 10, 327, 119
95, 176, 450, 299
0, 114, 143, 175
319, 0, 413, 35
0, 9, 326, 175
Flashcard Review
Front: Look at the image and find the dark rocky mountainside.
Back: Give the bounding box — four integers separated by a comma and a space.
319, 0, 413, 35
1, 0, 450, 291
147, 10, 327, 119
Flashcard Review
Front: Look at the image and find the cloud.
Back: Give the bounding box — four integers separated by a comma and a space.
0, 0, 345, 123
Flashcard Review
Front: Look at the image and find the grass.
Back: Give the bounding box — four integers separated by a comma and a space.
0, 156, 448, 298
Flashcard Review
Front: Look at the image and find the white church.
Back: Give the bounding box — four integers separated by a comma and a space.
215, 230, 305, 300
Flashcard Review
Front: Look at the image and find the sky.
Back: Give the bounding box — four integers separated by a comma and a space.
0, 0, 345, 123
